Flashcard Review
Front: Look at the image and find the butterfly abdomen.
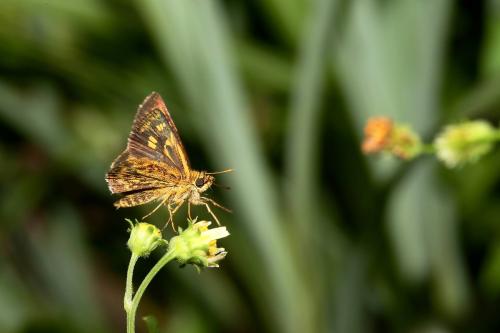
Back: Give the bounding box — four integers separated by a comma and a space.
113, 188, 166, 208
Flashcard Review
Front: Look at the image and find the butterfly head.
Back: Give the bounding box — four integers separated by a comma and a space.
194, 171, 215, 193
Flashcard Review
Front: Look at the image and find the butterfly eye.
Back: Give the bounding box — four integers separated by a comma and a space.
195, 178, 205, 187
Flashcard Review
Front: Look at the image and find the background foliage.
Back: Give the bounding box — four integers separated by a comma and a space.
1, 0, 500, 332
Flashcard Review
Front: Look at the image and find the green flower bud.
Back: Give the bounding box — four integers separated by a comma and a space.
168, 220, 229, 268
434, 120, 496, 168
127, 220, 163, 257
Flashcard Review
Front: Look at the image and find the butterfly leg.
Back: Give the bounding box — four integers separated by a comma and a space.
165, 204, 174, 230
202, 202, 222, 226
202, 197, 232, 213
188, 202, 192, 221
142, 197, 168, 220
165, 200, 185, 232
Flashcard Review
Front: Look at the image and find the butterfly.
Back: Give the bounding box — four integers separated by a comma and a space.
105, 92, 232, 226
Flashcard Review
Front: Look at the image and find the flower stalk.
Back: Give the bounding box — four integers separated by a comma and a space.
126, 249, 176, 333
124, 253, 138, 313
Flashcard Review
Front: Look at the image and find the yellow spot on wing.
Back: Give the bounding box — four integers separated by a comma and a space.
163, 144, 173, 160
156, 123, 165, 131
148, 136, 157, 149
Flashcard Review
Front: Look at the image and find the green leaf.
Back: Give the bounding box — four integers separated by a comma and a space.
387, 161, 469, 317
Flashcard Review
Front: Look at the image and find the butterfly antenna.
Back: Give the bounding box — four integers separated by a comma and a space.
206, 168, 234, 175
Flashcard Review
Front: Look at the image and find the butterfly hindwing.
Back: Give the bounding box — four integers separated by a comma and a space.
113, 188, 167, 208
127, 92, 191, 177
106, 152, 183, 194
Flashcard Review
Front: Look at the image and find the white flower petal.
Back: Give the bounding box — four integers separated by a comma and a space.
207, 251, 227, 266
202, 227, 230, 240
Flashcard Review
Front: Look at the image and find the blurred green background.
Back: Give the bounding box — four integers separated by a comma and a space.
2, 0, 500, 332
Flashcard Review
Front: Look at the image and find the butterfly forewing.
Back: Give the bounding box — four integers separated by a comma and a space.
128, 92, 191, 177
105, 92, 191, 197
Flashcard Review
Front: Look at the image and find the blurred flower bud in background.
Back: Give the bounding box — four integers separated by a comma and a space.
434, 120, 496, 168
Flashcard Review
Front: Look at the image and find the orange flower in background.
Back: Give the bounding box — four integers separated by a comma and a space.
361, 117, 422, 160
362, 117, 393, 153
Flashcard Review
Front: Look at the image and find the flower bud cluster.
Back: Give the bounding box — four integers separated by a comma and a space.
362, 117, 500, 168
126, 219, 229, 268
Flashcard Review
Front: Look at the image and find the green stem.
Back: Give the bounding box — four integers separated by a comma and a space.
126, 250, 177, 333
125, 253, 139, 333
421, 144, 436, 154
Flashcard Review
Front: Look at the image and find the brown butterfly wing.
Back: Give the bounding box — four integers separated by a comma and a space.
105, 92, 191, 195
105, 151, 181, 194
127, 92, 191, 177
